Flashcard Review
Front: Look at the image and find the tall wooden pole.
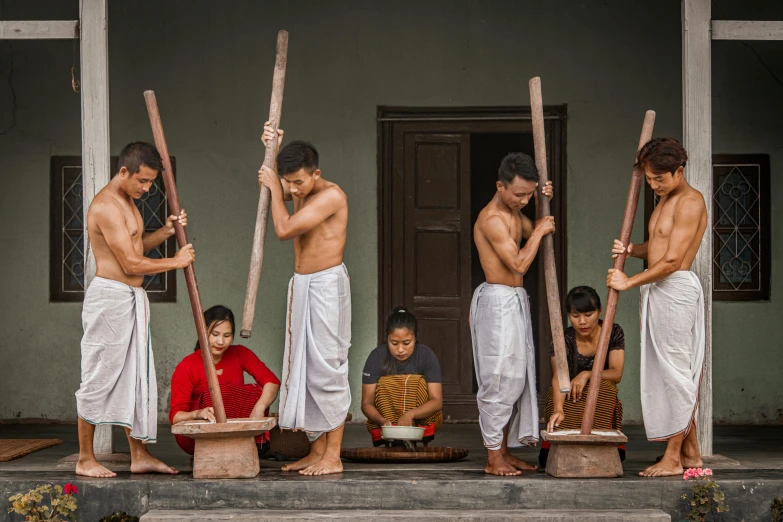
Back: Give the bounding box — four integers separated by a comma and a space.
241, 30, 289, 338
529, 77, 569, 394
580, 110, 655, 435
144, 91, 227, 424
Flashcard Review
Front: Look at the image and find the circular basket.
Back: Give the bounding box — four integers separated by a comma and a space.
340, 446, 469, 463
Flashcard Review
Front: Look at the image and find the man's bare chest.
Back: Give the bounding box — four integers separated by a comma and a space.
649, 201, 676, 240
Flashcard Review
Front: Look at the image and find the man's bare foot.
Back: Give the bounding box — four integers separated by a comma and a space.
485, 451, 522, 476
681, 458, 703, 469
300, 455, 343, 476
639, 459, 683, 477
76, 458, 116, 478
502, 452, 538, 471
681, 440, 703, 468
130, 454, 178, 474
281, 451, 323, 472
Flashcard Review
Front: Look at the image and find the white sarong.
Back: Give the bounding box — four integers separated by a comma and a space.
470, 283, 538, 449
279, 264, 351, 441
640, 270, 705, 441
75, 277, 157, 442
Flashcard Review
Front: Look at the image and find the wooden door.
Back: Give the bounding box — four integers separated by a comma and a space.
378, 106, 568, 420
398, 130, 474, 410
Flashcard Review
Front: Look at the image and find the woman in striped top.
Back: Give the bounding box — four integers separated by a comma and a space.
361, 307, 443, 446
169, 305, 280, 455
540, 286, 626, 468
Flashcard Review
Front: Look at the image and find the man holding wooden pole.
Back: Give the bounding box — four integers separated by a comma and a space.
75, 142, 193, 478
257, 124, 351, 476
608, 138, 708, 477
471, 153, 553, 476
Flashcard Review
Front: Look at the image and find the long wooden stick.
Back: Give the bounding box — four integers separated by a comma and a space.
144, 90, 227, 424
529, 77, 570, 394
580, 110, 656, 435
241, 30, 289, 338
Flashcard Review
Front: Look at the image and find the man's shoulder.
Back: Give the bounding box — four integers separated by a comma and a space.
89, 191, 124, 219
318, 182, 347, 204
675, 188, 707, 215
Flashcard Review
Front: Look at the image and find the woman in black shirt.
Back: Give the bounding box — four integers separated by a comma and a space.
361, 307, 443, 446
540, 286, 626, 467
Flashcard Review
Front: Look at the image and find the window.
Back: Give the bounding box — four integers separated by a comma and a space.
644, 153, 771, 301
711, 154, 770, 301
49, 156, 177, 303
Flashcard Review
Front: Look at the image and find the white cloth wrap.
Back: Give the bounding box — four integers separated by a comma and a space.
279, 264, 351, 441
640, 270, 705, 441
470, 283, 538, 449
75, 276, 157, 442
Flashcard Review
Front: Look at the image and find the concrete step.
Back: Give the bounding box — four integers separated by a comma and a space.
141, 509, 672, 522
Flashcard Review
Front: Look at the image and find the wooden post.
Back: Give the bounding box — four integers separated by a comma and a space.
682, 0, 713, 457
528, 77, 569, 394
580, 111, 655, 435
144, 91, 227, 424
79, 0, 113, 455
241, 30, 289, 338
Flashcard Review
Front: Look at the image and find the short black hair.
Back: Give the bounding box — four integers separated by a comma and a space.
565, 286, 602, 314
118, 141, 163, 176
498, 152, 539, 184
277, 140, 319, 175
635, 137, 688, 175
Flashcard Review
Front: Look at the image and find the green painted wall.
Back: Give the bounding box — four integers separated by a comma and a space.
0, 0, 780, 424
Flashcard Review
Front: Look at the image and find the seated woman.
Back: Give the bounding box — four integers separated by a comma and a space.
539, 286, 625, 468
169, 305, 280, 455
361, 307, 443, 446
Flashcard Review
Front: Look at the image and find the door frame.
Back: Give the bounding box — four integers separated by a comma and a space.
377, 105, 568, 412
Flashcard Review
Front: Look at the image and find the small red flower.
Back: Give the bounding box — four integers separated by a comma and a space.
64, 483, 78, 496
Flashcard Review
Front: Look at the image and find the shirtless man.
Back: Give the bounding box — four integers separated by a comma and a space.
75, 141, 195, 478
471, 152, 554, 476
258, 123, 351, 476
608, 137, 708, 477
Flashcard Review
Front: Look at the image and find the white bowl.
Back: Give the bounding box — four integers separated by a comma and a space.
381, 425, 425, 441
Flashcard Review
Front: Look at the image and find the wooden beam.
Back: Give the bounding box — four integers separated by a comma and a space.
80, 0, 112, 454
682, 0, 712, 457
0, 20, 78, 40
712, 20, 783, 41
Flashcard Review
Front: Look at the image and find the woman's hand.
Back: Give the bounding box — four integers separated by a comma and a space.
567, 372, 590, 403
193, 407, 215, 422
396, 411, 415, 427
382, 419, 393, 427
547, 410, 565, 432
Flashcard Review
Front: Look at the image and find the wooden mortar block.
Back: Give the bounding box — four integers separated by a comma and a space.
542, 429, 627, 478
172, 418, 277, 479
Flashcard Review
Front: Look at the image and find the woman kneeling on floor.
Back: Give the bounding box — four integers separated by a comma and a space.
169, 305, 280, 455
361, 307, 443, 446
540, 286, 626, 468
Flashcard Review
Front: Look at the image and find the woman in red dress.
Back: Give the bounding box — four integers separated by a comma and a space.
169, 305, 280, 455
